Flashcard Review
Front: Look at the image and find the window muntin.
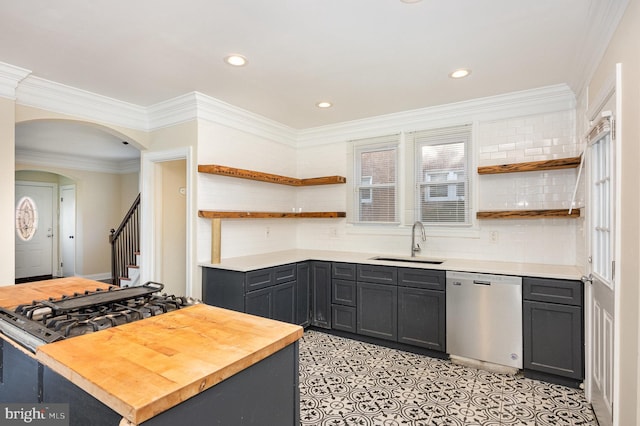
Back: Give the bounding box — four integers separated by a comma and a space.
353, 136, 399, 224
591, 131, 613, 285
15, 196, 39, 241
412, 126, 471, 225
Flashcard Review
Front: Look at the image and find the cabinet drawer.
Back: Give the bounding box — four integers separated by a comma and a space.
332, 305, 357, 333
332, 262, 356, 280
398, 268, 445, 291
523, 277, 583, 306
246, 268, 274, 292
274, 263, 297, 284
332, 279, 356, 307
357, 264, 397, 285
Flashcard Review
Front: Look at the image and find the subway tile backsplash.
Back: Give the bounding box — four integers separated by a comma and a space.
478, 110, 579, 166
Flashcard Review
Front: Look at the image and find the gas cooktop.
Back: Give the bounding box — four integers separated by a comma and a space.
0, 282, 197, 352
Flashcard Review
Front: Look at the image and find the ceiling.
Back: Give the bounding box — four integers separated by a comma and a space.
1, 1, 626, 163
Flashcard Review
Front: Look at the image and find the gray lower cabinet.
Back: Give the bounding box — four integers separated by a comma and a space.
357, 279, 398, 341
523, 277, 584, 381
397, 268, 446, 351
247, 281, 295, 323
397, 286, 445, 351
331, 264, 357, 333
202, 263, 299, 325
355, 264, 398, 342
311, 261, 332, 329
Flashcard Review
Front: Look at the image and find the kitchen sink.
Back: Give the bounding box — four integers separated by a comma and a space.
369, 255, 445, 265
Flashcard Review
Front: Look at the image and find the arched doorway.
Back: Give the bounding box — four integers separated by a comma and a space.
15, 119, 141, 283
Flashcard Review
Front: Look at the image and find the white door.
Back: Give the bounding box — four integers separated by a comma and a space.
585, 73, 618, 426
60, 185, 76, 277
15, 182, 57, 280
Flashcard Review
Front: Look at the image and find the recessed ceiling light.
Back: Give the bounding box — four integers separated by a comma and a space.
400, 0, 422, 3
316, 101, 332, 108
449, 68, 471, 79
224, 54, 248, 67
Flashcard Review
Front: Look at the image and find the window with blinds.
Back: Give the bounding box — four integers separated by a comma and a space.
410, 125, 471, 225
353, 135, 399, 224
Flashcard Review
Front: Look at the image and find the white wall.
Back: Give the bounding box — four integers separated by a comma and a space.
0, 97, 15, 285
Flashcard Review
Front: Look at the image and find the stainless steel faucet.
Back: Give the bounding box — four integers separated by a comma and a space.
411, 221, 426, 257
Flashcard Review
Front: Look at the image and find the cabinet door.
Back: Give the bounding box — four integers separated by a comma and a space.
311, 261, 332, 329
296, 262, 311, 327
523, 300, 584, 379
357, 281, 397, 341
246, 287, 272, 319
397, 286, 445, 351
272, 281, 295, 324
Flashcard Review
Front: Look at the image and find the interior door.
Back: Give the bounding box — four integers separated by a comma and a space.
15, 182, 57, 280
585, 76, 618, 426
60, 185, 76, 277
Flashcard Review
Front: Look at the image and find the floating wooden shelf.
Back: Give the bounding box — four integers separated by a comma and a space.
198, 164, 346, 186
476, 209, 581, 219
198, 211, 346, 219
477, 156, 582, 175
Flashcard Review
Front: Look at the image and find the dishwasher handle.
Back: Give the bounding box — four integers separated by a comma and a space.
473, 280, 491, 286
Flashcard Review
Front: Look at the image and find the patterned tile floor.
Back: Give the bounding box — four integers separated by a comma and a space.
299, 330, 597, 426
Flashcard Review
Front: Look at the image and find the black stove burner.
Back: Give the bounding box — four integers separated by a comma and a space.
0, 281, 196, 351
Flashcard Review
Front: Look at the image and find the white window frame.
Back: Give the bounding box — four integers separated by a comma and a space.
589, 123, 615, 288
411, 125, 472, 226
350, 135, 400, 225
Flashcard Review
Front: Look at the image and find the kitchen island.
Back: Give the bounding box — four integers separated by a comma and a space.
0, 278, 303, 426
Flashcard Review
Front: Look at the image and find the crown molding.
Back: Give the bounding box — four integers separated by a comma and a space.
15, 75, 148, 130
572, 0, 630, 101
12, 72, 298, 147
0, 62, 31, 100
148, 91, 298, 147
16, 149, 140, 174
297, 84, 576, 146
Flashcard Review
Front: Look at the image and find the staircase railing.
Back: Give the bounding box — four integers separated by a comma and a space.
110, 193, 140, 287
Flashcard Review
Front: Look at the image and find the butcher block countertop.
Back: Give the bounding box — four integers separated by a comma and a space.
36, 303, 303, 424
0, 278, 303, 425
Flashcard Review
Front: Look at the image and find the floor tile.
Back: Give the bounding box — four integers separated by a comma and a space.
299, 330, 598, 425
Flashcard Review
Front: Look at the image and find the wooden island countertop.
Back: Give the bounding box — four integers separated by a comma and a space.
0, 278, 303, 425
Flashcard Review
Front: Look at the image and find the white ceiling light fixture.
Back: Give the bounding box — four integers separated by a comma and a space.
449, 68, 471, 79
316, 101, 332, 108
224, 54, 248, 67
400, 0, 422, 3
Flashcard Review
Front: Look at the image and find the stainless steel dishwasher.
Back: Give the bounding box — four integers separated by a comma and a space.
446, 271, 523, 369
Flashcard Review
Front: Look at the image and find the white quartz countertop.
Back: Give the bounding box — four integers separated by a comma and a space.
200, 249, 584, 280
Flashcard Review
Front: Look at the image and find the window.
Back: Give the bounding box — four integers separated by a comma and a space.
15, 196, 39, 241
410, 125, 471, 225
353, 135, 399, 224
590, 122, 613, 285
